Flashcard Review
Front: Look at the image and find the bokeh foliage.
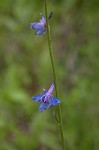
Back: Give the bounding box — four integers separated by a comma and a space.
0, 0, 99, 149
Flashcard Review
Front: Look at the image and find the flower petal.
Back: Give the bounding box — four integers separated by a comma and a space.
39, 101, 52, 112
32, 94, 43, 102
30, 22, 43, 30
40, 16, 46, 24
45, 83, 54, 97
50, 97, 60, 105
35, 27, 46, 36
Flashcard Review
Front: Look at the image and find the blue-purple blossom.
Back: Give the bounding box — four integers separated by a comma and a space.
32, 83, 60, 112
30, 12, 53, 36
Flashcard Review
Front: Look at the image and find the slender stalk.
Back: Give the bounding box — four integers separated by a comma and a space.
44, 0, 65, 149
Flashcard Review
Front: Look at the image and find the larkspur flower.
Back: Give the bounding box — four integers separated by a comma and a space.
30, 12, 53, 36
32, 83, 60, 112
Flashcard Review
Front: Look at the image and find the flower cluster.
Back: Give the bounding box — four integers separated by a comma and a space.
32, 83, 60, 112
31, 12, 60, 111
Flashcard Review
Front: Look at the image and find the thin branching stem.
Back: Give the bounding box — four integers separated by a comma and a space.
44, 0, 65, 149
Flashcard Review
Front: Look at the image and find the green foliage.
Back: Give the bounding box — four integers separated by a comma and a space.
0, 0, 99, 149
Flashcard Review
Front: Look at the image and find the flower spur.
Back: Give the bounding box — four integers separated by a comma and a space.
32, 83, 60, 112
30, 12, 53, 36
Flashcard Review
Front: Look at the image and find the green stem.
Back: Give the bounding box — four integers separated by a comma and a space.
44, 0, 65, 149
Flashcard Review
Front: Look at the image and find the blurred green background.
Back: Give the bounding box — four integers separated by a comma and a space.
0, 0, 99, 149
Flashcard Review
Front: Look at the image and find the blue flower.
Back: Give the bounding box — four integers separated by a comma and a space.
32, 83, 60, 112
30, 12, 53, 36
